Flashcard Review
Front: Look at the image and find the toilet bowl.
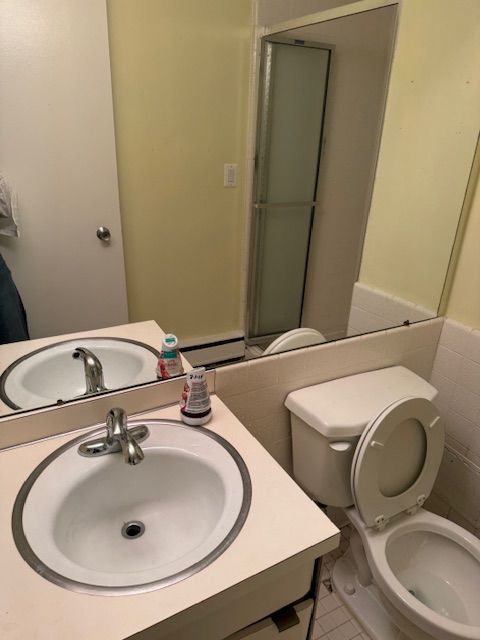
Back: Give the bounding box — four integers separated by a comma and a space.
285, 367, 480, 640
346, 507, 480, 640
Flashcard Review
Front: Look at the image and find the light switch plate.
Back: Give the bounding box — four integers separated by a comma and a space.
224, 163, 237, 188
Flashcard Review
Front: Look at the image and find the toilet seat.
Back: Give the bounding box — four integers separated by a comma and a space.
351, 397, 444, 529
263, 328, 326, 355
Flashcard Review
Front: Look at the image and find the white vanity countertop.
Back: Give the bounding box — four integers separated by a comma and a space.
0, 320, 192, 414
0, 395, 339, 640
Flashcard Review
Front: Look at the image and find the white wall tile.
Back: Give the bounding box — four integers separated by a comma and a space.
214, 356, 280, 398
334, 338, 385, 377
457, 358, 480, 395
468, 426, 480, 466
465, 329, 480, 364
397, 347, 436, 380
429, 372, 456, 416
444, 434, 469, 457
409, 303, 436, 322
386, 319, 442, 354
439, 319, 472, 356
351, 282, 386, 317
429, 320, 480, 536
348, 306, 391, 336
445, 410, 476, 450
450, 385, 480, 424
347, 282, 435, 337
434, 439, 480, 527
424, 491, 450, 517
277, 342, 340, 384
248, 410, 291, 444
431, 346, 463, 381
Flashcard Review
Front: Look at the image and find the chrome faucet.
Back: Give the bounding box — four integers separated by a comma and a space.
78, 407, 149, 465
72, 347, 107, 395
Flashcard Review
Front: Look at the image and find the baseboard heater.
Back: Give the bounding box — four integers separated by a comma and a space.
180, 336, 245, 368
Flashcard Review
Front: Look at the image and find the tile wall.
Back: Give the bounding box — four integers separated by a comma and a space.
428, 319, 480, 537
216, 315, 480, 538
347, 282, 434, 337
216, 318, 443, 474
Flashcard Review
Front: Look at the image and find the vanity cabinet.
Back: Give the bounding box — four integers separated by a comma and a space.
140, 556, 319, 640
225, 599, 313, 640
0, 397, 339, 640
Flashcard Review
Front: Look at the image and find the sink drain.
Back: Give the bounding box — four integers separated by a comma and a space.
121, 521, 145, 539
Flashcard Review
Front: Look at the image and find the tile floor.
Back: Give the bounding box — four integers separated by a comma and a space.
313, 525, 373, 640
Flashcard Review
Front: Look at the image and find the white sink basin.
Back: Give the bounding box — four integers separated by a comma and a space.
12, 420, 251, 595
0, 337, 160, 410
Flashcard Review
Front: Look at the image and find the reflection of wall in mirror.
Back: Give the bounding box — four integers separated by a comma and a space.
0, 0, 253, 345
104, 0, 480, 351
107, 0, 252, 344
295, 6, 398, 341
359, 0, 480, 315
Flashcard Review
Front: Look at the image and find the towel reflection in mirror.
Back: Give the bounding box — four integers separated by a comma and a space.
0, 253, 29, 345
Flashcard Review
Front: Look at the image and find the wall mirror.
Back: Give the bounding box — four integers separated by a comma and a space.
0, 0, 479, 417
247, 6, 398, 351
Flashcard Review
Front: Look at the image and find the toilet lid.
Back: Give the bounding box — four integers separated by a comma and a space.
351, 397, 444, 529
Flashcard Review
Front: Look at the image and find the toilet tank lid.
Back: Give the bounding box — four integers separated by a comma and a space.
284, 366, 438, 438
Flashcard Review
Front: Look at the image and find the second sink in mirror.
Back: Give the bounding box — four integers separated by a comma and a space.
0, 337, 160, 410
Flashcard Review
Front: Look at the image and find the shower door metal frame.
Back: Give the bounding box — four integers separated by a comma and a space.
246, 35, 333, 345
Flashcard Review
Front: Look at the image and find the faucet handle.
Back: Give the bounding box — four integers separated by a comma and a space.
106, 408, 148, 465
106, 407, 127, 440
79, 408, 149, 463
124, 437, 145, 465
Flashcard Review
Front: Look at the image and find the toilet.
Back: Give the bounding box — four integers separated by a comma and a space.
285, 366, 480, 640
262, 328, 326, 355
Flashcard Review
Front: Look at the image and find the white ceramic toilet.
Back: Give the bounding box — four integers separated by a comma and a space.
285, 366, 480, 640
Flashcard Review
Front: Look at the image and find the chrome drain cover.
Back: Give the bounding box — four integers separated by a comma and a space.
121, 521, 145, 539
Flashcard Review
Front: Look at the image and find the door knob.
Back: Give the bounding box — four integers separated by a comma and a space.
96, 226, 111, 242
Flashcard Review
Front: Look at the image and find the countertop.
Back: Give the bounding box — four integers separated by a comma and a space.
0, 395, 339, 640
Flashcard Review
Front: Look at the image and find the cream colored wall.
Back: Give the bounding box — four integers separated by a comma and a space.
359, 0, 480, 311
106, 1, 252, 342
446, 168, 480, 329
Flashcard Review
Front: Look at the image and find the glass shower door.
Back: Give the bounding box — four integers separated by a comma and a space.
248, 37, 331, 340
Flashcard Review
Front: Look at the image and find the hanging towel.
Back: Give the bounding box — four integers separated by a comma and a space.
0, 253, 29, 343
0, 175, 19, 237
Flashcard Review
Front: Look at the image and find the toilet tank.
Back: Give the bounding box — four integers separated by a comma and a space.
285, 366, 438, 507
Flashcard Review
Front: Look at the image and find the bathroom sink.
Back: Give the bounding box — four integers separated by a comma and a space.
0, 337, 160, 409
12, 419, 251, 595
